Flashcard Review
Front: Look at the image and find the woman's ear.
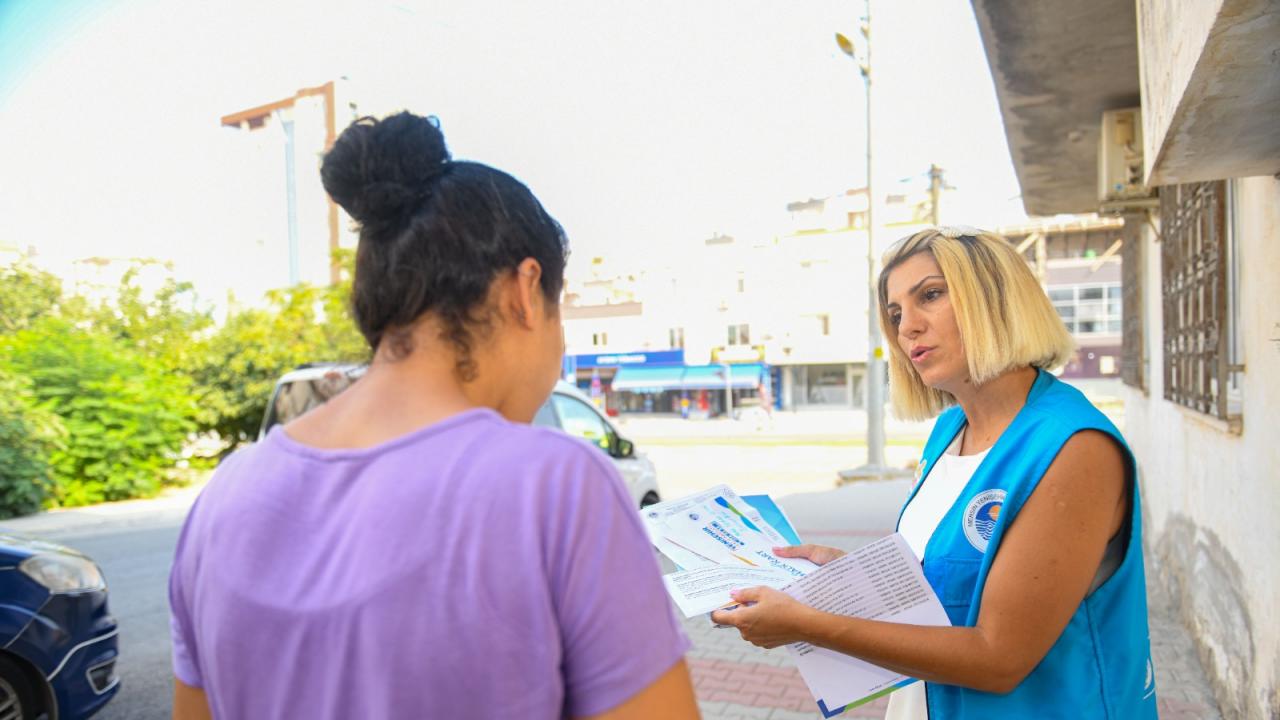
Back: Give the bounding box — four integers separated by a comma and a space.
511, 258, 544, 328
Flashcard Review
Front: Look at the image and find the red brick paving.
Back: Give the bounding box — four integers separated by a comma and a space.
689, 657, 891, 716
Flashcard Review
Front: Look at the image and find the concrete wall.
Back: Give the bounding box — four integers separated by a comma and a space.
563, 312, 655, 356
1124, 175, 1280, 719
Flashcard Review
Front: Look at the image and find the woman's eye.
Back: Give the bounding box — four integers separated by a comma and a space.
923, 288, 943, 301
889, 313, 902, 327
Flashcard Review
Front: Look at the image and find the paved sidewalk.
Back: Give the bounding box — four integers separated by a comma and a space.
683, 529, 1223, 720
617, 410, 934, 445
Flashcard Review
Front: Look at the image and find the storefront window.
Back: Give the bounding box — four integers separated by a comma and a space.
1049, 283, 1122, 335
808, 366, 848, 405
791, 364, 851, 407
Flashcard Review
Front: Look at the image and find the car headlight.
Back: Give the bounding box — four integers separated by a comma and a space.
19, 553, 106, 593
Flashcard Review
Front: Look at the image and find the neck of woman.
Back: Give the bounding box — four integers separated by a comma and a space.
948, 366, 1039, 454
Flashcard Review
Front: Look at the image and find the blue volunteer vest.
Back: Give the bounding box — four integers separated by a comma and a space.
897, 369, 1158, 718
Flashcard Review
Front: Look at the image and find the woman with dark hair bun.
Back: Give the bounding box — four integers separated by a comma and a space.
168, 112, 698, 720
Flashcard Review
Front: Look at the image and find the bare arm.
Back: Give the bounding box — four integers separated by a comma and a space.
713, 430, 1128, 694
172, 679, 212, 720
577, 660, 699, 720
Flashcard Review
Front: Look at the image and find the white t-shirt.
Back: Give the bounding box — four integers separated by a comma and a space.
885, 430, 987, 720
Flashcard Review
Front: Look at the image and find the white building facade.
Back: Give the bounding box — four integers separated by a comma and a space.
561, 189, 932, 414
218, 80, 361, 308
973, 0, 1280, 716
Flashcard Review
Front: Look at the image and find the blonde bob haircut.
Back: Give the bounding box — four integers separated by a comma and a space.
877, 227, 1075, 421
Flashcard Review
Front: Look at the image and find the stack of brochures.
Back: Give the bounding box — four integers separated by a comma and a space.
640, 484, 951, 717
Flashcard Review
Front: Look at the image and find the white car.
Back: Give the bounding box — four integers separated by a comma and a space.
259, 364, 661, 509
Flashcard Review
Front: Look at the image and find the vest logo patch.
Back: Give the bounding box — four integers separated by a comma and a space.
962, 489, 1006, 553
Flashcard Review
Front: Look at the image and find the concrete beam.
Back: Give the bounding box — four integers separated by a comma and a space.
970, 0, 1141, 215
1139, 0, 1280, 184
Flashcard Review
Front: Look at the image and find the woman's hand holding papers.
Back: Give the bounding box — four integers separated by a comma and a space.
710, 586, 817, 649
708, 544, 848, 648
770, 544, 847, 566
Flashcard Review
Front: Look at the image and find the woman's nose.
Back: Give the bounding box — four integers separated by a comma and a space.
898, 306, 926, 337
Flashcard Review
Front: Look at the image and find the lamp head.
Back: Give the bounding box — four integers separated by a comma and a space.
834, 32, 856, 58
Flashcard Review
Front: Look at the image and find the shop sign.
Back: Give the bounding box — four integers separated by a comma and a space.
572, 349, 685, 368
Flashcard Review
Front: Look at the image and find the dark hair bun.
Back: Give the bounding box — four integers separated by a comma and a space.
321, 112, 450, 226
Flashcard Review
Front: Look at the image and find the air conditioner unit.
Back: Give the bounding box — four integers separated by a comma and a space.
1098, 108, 1155, 207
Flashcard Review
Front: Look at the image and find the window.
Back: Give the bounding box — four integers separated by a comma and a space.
1099, 355, 1117, 375
803, 314, 831, 337
551, 394, 613, 454
727, 323, 750, 345
1048, 284, 1122, 335
1160, 180, 1241, 423
668, 327, 684, 350
532, 401, 558, 428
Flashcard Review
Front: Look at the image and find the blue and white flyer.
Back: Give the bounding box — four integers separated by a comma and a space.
640, 485, 819, 616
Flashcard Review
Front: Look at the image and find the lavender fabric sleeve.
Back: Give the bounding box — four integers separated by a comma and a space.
168, 510, 203, 688
544, 442, 691, 717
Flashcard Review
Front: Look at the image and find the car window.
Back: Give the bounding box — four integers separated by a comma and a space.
268, 372, 359, 427
551, 394, 613, 453
532, 401, 559, 428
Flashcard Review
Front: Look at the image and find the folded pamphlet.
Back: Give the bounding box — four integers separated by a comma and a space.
640, 485, 951, 716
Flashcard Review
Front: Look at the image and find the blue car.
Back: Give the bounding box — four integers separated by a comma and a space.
0, 534, 118, 719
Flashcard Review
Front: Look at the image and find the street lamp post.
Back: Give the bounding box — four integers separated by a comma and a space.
718, 362, 734, 419
836, 0, 890, 479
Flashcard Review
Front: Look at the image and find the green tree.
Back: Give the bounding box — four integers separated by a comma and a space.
86, 262, 214, 368
0, 368, 64, 517
0, 261, 63, 334
188, 279, 367, 452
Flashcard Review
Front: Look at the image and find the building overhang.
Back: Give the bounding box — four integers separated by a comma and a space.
220, 82, 336, 131
1137, 0, 1280, 185
970, 0, 1141, 216
972, 0, 1280, 212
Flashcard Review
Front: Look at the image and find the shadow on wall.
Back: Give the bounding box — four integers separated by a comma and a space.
1150, 514, 1261, 718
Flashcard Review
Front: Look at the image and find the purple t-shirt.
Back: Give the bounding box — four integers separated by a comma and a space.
169, 408, 689, 719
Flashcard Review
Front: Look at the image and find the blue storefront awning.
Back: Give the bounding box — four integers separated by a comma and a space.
610, 366, 686, 392
680, 363, 766, 390
611, 363, 768, 393
679, 365, 726, 390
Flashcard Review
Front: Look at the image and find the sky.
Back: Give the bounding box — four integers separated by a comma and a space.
0, 0, 1027, 301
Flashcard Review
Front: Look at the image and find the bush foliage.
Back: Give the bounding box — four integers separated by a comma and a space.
0, 319, 195, 506
0, 253, 366, 516
0, 369, 64, 516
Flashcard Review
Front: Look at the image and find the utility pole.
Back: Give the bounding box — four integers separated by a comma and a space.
928, 164, 945, 226
836, 0, 887, 476
1035, 233, 1048, 288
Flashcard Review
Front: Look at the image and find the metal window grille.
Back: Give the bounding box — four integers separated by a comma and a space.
1120, 216, 1144, 390
1160, 181, 1239, 421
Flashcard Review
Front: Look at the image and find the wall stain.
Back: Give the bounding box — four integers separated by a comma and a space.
1152, 514, 1263, 719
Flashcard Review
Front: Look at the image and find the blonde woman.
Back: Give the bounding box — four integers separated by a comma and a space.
712, 228, 1157, 718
